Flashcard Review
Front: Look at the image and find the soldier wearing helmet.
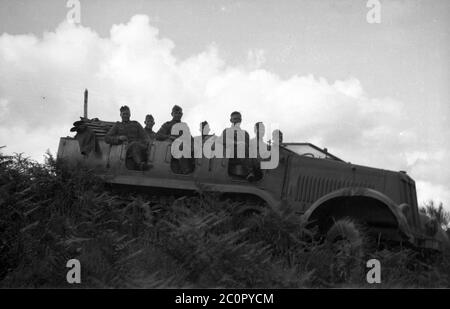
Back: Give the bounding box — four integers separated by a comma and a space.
156, 105, 184, 141
144, 114, 156, 141
105, 105, 151, 170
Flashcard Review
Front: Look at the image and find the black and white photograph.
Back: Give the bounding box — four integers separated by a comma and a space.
0, 0, 449, 293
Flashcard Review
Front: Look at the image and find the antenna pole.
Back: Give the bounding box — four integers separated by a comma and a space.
83, 89, 88, 119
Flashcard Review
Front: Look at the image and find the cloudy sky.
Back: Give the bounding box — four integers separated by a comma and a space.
0, 0, 449, 209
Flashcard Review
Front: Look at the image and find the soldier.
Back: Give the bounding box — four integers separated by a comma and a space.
105, 105, 151, 171
144, 114, 156, 141
221, 111, 254, 180
250, 122, 268, 158
200, 121, 213, 142
249, 122, 268, 181
156, 105, 194, 173
221, 111, 250, 156
271, 129, 283, 146
156, 105, 184, 141
193, 121, 215, 158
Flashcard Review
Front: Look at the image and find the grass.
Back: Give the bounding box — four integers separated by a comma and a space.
1, 150, 450, 288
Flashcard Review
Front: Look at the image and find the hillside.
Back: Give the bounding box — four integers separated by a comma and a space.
1, 150, 450, 288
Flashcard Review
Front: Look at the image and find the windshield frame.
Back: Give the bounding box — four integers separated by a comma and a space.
281, 142, 344, 162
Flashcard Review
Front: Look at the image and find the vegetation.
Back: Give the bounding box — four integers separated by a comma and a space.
420, 200, 450, 231
1, 149, 450, 288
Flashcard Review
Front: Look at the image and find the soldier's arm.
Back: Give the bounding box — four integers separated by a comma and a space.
156, 122, 171, 141
104, 123, 121, 145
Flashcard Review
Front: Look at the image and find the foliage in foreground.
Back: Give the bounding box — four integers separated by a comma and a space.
1, 151, 450, 288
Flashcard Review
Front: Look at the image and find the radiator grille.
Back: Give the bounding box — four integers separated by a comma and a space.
294, 175, 375, 204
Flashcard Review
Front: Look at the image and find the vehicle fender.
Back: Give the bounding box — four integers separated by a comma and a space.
302, 187, 413, 240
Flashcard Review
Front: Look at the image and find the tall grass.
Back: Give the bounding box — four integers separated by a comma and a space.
1, 150, 449, 288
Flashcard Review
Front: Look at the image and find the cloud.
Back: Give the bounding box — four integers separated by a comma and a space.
416, 181, 450, 209
247, 49, 266, 70
408, 150, 450, 185
0, 14, 448, 209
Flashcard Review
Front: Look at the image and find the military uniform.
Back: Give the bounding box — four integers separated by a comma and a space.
105, 121, 149, 145
155, 119, 181, 141
221, 126, 250, 158
193, 134, 215, 158
156, 119, 195, 174
221, 127, 254, 180
105, 121, 150, 170
145, 127, 156, 141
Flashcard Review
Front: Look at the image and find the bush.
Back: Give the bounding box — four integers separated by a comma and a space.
1, 150, 450, 288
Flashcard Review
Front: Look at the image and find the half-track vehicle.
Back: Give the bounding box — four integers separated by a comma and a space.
57, 94, 448, 253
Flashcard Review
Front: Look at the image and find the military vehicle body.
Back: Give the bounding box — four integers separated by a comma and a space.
57, 90, 445, 252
